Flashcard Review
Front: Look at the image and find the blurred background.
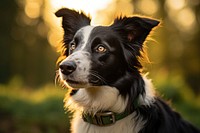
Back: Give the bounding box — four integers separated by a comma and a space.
0, 0, 200, 132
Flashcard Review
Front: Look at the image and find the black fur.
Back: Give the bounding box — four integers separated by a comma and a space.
138, 98, 200, 133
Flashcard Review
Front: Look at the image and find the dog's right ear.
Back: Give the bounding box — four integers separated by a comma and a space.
55, 8, 91, 44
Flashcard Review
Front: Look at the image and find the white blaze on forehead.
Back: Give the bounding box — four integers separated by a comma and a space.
59, 26, 94, 88
79, 26, 94, 50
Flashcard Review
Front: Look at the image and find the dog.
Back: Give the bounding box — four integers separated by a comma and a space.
55, 8, 200, 133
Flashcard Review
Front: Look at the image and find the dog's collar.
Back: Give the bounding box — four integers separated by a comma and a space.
82, 110, 132, 126
82, 99, 139, 126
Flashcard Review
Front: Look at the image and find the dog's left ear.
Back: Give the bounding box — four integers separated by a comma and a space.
111, 16, 159, 45
55, 8, 91, 44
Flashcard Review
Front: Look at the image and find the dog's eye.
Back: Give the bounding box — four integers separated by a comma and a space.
96, 45, 107, 53
70, 43, 76, 51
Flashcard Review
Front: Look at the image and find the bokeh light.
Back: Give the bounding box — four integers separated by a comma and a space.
177, 7, 196, 32
165, 0, 197, 35
25, 0, 42, 19
165, 0, 186, 10
137, 0, 159, 15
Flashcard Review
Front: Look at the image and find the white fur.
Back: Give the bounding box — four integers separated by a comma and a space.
59, 51, 91, 85
78, 26, 94, 50
66, 86, 128, 113
138, 75, 156, 106
64, 77, 155, 133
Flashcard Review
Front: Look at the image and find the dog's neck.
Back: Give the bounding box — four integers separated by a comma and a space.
64, 76, 155, 115
65, 86, 128, 114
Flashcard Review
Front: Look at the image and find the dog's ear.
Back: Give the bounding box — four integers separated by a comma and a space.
111, 16, 159, 47
111, 16, 159, 70
55, 8, 91, 44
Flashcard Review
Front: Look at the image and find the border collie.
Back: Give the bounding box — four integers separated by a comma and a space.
55, 8, 200, 133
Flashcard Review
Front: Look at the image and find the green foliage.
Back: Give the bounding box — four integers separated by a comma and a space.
0, 84, 71, 133
154, 75, 200, 128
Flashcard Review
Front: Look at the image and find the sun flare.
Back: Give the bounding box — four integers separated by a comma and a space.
49, 0, 112, 16
49, 0, 112, 25
44, 0, 113, 46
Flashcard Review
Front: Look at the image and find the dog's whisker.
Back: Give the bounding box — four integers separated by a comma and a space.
90, 73, 104, 84
54, 70, 60, 86
89, 70, 108, 85
55, 70, 66, 89
91, 71, 106, 83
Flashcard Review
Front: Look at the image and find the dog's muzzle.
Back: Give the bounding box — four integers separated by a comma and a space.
59, 61, 77, 75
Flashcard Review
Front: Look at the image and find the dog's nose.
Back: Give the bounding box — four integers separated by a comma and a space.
59, 61, 77, 75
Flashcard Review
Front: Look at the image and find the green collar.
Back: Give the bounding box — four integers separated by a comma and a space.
82, 99, 139, 126
82, 111, 131, 126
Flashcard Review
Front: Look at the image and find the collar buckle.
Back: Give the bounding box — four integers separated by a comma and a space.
83, 111, 116, 126
95, 111, 116, 126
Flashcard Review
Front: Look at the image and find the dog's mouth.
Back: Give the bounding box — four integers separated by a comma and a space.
65, 79, 88, 88
66, 79, 88, 95
66, 79, 81, 84
70, 89, 79, 95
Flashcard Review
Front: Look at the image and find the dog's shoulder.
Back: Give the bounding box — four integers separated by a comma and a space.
138, 98, 200, 133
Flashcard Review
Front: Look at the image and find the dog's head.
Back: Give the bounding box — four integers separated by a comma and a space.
56, 8, 159, 101
56, 8, 159, 89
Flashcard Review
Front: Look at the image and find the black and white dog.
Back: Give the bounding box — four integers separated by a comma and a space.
55, 8, 200, 133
